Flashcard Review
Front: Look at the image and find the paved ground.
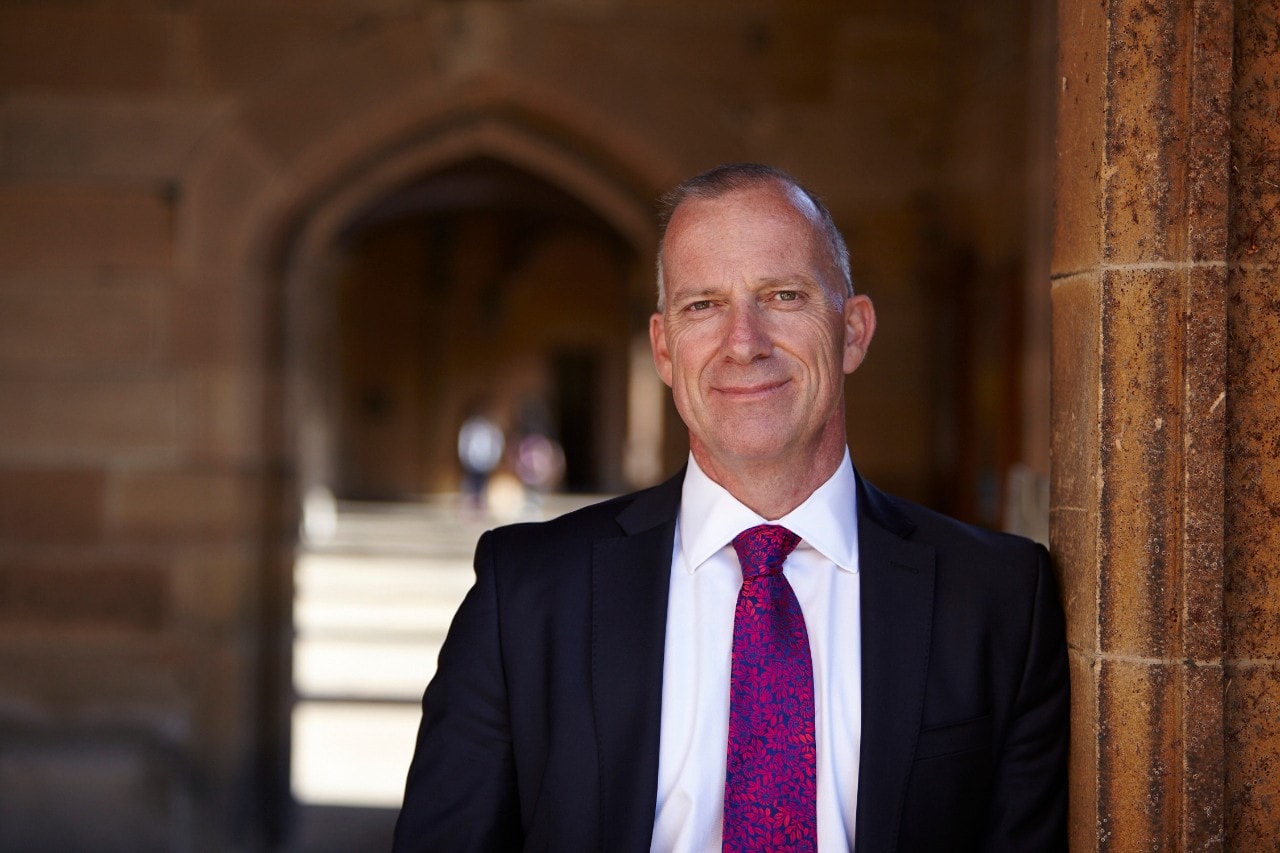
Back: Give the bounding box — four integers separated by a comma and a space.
285, 493, 600, 852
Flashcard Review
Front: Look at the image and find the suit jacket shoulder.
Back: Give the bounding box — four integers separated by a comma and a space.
394, 472, 683, 853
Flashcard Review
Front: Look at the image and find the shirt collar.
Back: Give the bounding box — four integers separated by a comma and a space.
677, 449, 860, 574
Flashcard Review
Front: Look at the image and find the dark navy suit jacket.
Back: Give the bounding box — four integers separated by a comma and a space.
393, 470, 1068, 852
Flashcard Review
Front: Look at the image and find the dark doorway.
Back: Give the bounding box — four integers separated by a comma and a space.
553, 349, 601, 492
327, 158, 634, 500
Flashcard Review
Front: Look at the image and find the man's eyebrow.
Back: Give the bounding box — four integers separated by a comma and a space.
669, 276, 822, 302
669, 286, 721, 302
757, 275, 822, 289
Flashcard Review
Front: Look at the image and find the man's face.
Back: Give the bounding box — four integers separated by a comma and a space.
650, 182, 875, 474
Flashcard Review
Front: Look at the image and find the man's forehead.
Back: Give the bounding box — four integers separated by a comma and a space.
668, 183, 821, 242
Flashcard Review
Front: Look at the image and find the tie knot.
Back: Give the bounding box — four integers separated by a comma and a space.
732, 524, 800, 579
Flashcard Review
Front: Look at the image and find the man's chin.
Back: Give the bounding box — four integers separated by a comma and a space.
699, 433, 793, 468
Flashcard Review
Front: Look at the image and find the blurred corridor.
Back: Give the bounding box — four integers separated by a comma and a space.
286, 494, 600, 852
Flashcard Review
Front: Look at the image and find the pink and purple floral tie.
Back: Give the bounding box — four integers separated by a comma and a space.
723, 524, 817, 852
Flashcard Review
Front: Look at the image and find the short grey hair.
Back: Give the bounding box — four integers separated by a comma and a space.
654, 163, 853, 311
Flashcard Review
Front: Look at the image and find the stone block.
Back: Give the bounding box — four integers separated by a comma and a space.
180, 367, 268, 465
1180, 265, 1226, 663
170, 544, 259, 635
162, 282, 263, 366
173, 130, 275, 282
0, 560, 168, 633
0, 735, 189, 853
1096, 658, 1180, 851
1185, 0, 1233, 263
1100, 0, 1193, 265
0, 190, 171, 270
1224, 663, 1280, 847
1067, 649, 1098, 853
4, 95, 229, 185
0, 377, 179, 462
1225, 266, 1280, 661
1049, 273, 1100, 651
0, 467, 106, 543
1229, 1, 1280, 267
188, 10, 371, 92
0, 628, 187, 711
106, 466, 262, 540
1097, 268, 1183, 658
1051, 0, 1106, 275
1180, 661, 1225, 849
0, 8, 173, 92
236, 20, 437, 168
0, 280, 160, 367
1051, 501, 1096, 656
1049, 273, 1100, 510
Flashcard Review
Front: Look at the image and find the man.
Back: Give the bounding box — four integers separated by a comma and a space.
394, 164, 1068, 851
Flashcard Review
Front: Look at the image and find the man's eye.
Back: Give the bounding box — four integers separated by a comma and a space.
688, 300, 714, 311
775, 291, 800, 302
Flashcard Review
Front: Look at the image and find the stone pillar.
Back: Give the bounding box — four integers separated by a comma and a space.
1053, 0, 1279, 849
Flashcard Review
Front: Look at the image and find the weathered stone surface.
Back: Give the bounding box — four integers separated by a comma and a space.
1052, 0, 1106, 275
0, 190, 171, 270
1095, 659, 1179, 851
1229, 0, 1280, 268
170, 544, 258, 635
179, 367, 268, 465
1181, 265, 1227, 663
0, 736, 188, 853
0, 467, 105, 543
0, 561, 167, 632
1224, 6, 1280, 653
1223, 5, 1280, 837
0, 8, 173, 92
1049, 272, 1100, 651
187, 10, 373, 92
1224, 664, 1280, 847
0, 377, 179, 461
1053, 0, 1244, 848
1097, 268, 1184, 658
0, 643, 185, 724
236, 20, 438, 169
106, 467, 261, 540
0, 280, 160, 366
1181, 661, 1225, 850
162, 282, 262, 366
173, 129, 275, 282
1185, 0, 1234, 263
4, 95, 229, 184
1068, 649, 1099, 853
1102, 0, 1192, 264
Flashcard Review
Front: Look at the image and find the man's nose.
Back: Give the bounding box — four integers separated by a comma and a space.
723, 302, 771, 363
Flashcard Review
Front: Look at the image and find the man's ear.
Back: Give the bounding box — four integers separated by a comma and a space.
842, 294, 876, 375
650, 312, 674, 387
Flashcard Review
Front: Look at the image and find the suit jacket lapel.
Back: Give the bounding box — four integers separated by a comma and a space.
591, 472, 682, 853
854, 476, 936, 853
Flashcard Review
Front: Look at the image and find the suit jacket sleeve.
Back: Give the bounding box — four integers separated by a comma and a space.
393, 530, 522, 852
984, 544, 1069, 852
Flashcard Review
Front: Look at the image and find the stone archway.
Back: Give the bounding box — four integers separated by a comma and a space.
176, 66, 670, 843
276, 112, 666, 506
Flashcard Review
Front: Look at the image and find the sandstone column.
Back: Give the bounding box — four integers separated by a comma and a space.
1053, 0, 1279, 848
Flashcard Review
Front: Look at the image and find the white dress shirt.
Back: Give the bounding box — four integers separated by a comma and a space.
651, 451, 862, 852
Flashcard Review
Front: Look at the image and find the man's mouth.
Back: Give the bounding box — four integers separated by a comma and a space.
713, 378, 790, 398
